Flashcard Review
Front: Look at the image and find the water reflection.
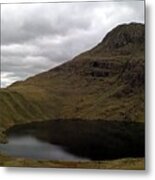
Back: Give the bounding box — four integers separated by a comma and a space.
0, 135, 89, 161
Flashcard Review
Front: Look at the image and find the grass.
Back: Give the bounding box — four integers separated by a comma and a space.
0, 154, 144, 169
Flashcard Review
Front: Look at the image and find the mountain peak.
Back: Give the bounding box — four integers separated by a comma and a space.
102, 22, 144, 50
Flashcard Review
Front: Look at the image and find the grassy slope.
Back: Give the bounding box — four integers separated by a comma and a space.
0, 53, 144, 144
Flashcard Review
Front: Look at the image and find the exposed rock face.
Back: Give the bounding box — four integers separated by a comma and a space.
101, 23, 144, 50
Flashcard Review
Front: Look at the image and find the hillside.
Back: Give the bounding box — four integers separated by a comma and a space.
0, 22, 145, 141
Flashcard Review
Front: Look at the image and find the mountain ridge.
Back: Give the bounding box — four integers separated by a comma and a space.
8, 22, 144, 87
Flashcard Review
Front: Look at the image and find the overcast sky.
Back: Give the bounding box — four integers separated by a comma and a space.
1, 0, 144, 87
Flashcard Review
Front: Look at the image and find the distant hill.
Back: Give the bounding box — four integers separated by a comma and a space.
0, 22, 145, 136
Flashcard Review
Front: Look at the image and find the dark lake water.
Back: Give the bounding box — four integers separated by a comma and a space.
0, 119, 144, 161
0, 135, 89, 161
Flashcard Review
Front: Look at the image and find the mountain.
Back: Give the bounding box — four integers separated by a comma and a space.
0, 22, 145, 140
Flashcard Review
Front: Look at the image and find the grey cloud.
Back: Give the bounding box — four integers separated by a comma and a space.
1, 55, 54, 74
1, 3, 94, 45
